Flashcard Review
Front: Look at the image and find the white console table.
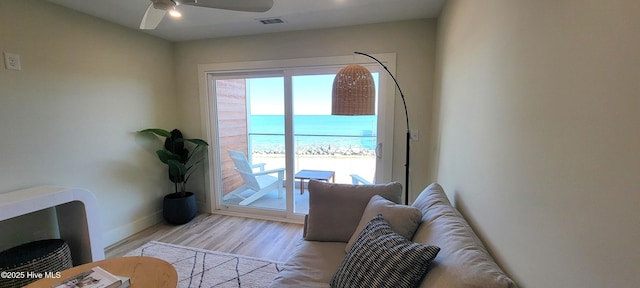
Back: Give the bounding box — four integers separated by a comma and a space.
0, 186, 104, 265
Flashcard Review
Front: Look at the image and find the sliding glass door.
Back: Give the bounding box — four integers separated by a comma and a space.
214, 75, 288, 213
199, 55, 396, 221
290, 72, 378, 214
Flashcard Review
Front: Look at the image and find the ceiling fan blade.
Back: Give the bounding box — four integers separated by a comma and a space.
140, 3, 167, 30
179, 0, 274, 12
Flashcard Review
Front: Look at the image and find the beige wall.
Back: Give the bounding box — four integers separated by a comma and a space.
434, 0, 640, 286
0, 2, 438, 250
174, 19, 438, 204
0, 0, 176, 248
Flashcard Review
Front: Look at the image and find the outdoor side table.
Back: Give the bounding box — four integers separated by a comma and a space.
294, 169, 335, 194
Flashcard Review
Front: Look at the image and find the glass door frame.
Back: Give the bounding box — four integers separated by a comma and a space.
197, 54, 397, 222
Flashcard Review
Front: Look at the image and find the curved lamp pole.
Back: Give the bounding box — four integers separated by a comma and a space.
354, 52, 411, 205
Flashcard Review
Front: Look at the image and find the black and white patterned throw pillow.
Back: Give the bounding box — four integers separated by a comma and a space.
330, 213, 440, 288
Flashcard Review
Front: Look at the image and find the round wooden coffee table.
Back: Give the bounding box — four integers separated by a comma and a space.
24, 256, 177, 288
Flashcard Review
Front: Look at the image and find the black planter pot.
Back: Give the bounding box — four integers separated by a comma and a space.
163, 192, 197, 225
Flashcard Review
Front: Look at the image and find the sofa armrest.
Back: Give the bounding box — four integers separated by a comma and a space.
411, 183, 517, 288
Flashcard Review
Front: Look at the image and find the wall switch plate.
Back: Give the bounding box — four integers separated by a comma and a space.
4, 52, 22, 71
410, 129, 419, 141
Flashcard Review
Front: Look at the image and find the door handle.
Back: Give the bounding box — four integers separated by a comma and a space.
376, 143, 382, 159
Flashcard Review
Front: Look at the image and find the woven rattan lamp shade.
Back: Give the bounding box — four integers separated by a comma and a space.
332, 64, 375, 115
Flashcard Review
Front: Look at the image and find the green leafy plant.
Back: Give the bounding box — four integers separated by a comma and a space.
139, 128, 209, 197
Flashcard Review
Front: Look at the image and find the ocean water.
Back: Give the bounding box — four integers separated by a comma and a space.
249, 115, 377, 151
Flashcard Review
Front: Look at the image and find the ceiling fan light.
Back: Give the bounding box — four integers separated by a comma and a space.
169, 8, 182, 18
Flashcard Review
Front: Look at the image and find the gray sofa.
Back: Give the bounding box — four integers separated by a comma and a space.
269, 181, 517, 288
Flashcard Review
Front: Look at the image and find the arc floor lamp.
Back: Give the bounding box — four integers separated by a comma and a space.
332, 52, 411, 204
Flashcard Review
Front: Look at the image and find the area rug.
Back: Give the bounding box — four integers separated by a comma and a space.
125, 241, 282, 288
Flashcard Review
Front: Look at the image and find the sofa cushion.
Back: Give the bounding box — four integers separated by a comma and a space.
411, 183, 518, 288
330, 214, 440, 288
304, 181, 402, 242
268, 241, 347, 288
345, 195, 422, 252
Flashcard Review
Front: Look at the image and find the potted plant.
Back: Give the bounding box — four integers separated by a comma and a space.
139, 128, 209, 224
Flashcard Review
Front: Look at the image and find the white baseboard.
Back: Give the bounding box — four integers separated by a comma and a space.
103, 210, 163, 247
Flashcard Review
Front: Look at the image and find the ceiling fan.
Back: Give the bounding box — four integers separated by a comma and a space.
140, 0, 274, 30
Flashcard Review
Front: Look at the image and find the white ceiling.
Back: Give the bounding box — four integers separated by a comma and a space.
46, 0, 445, 42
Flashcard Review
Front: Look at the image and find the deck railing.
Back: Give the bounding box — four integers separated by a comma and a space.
248, 133, 376, 184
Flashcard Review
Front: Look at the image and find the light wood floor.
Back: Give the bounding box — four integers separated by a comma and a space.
105, 213, 304, 262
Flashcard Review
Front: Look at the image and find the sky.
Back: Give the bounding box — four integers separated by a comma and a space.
248, 73, 379, 115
